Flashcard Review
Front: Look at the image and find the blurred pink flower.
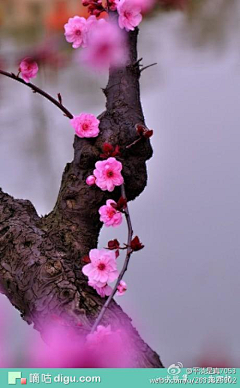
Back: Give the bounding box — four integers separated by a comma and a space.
88, 281, 112, 297
117, 0, 142, 31
19, 58, 38, 83
85, 324, 135, 367
117, 280, 127, 296
86, 14, 98, 31
93, 157, 124, 192
80, 19, 127, 70
71, 113, 100, 138
82, 248, 118, 285
99, 199, 123, 227
132, 0, 156, 13
64, 16, 88, 49
86, 325, 113, 346
86, 175, 96, 186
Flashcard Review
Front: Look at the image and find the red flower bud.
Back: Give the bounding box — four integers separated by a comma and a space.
103, 142, 114, 153
136, 124, 146, 136
136, 123, 154, 138
111, 196, 127, 212
111, 144, 121, 157
144, 129, 153, 138
100, 143, 121, 159
82, 255, 91, 264
107, 239, 120, 250
130, 236, 144, 252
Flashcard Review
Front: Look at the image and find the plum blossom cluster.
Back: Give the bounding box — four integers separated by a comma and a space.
13, 57, 146, 308
16, 2, 150, 319
82, 0, 118, 17
64, 0, 157, 70
82, 0, 156, 30
83, 140, 145, 304
64, 14, 126, 70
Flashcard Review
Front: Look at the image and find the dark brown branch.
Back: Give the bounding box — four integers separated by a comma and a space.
91, 184, 133, 333
0, 15, 163, 368
0, 70, 73, 119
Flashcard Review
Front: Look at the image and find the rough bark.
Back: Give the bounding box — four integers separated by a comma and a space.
0, 24, 163, 368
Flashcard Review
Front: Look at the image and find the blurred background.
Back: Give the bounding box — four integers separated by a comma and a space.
0, 0, 240, 367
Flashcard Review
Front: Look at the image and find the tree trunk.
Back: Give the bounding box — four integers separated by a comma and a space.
0, 24, 163, 368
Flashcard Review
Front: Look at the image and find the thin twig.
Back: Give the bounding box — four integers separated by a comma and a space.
0, 70, 73, 119
126, 136, 142, 149
140, 62, 157, 73
133, 57, 143, 67
91, 184, 133, 333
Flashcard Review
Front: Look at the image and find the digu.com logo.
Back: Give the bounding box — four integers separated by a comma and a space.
8, 372, 27, 385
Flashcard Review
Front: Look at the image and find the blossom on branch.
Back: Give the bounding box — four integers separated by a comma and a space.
88, 281, 112, 297
64, 16, 88, 49
117, 280, 127, 296
93, 157, 124, 192
86, 175, 96, 186
82, 248, 118, 286
117, 0, 142, 31
19, 58, 39, 83
70, 113, 100, 138
99, 199, 123, 227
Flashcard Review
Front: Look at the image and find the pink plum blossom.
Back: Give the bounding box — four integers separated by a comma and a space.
19, 58, 38, 83
80, 19, 127, 70
64, 16, 88, 49
117, 280, 127, 296
82, 248, 118, 286
93, 157, 124, 192
99, 199, 123, 227
86, 175, 96, 186
70, 113, 100, 138
117, 0, 143, 31
88, 281, 112, 297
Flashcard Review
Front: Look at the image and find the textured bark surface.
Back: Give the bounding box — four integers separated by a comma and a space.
0, 24, 163, 368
